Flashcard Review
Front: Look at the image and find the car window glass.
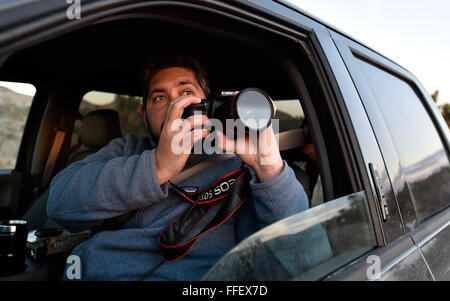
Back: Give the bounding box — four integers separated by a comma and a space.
202, 190, 377, 281
72, 91, 148, 146
0, 81, 36, 169
274, 99, 305, 132
356, 59, 450, 222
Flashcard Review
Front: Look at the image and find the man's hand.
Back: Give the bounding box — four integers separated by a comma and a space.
216, 101, 284, 183
155, 95, 210, 185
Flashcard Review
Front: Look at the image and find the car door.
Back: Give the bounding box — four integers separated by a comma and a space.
324, 28, 450, 280
201, 1, 432, 281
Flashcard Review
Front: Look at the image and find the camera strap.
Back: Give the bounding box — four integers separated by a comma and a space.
158, 166, 252, 262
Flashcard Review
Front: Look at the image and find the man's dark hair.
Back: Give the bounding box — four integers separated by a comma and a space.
141, 53, 211, 106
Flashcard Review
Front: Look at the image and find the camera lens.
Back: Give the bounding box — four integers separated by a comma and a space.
0, 220, 28, 276
235, 88, 273, 131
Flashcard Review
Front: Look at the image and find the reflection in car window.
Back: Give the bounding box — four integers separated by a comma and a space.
356, 59, 450, 222
202, 191, 377, 281
72, 91, 148, 146
0, 81, 35, 169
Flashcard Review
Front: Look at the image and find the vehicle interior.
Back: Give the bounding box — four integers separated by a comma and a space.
0, 5, 360, 280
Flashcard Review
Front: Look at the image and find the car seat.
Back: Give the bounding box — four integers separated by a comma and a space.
66, 109, 122, 165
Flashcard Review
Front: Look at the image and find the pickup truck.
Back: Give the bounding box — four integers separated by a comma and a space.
0, 0, 448, 281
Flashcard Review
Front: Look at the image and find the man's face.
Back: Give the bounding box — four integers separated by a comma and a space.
141, 67, 206, 138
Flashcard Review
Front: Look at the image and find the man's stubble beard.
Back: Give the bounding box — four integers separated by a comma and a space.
144, 109, 161, 146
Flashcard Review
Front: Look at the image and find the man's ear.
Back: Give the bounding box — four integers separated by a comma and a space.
140, 105, 148, 127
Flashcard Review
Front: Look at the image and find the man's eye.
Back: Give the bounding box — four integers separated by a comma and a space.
153, 95, 166, 102
183, 90, 192, 96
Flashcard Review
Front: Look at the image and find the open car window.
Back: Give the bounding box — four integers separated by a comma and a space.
0, 81, 35, 170
202, 190, 377, 281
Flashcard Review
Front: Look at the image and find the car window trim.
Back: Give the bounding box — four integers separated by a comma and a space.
0, 0, 316, 57
411, 206, 450, 247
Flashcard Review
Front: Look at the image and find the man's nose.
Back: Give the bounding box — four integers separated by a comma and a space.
168, 90, 181, 103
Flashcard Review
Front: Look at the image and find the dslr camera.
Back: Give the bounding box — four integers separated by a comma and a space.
182, 87, 274, 133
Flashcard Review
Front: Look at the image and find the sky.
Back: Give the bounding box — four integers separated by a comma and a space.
287, 0, 450, 105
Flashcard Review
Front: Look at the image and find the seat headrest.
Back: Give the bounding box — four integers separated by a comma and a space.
79, 109, 121, 149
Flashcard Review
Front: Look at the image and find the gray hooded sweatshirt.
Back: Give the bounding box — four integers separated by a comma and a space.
47, 134, 309, 280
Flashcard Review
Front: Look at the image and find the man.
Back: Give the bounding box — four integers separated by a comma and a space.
47, 53, 309, 280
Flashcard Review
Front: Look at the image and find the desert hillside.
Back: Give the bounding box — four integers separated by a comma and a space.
0, 86, 33, 169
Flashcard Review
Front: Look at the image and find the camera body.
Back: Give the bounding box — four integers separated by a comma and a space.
182, 88, 274, 132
